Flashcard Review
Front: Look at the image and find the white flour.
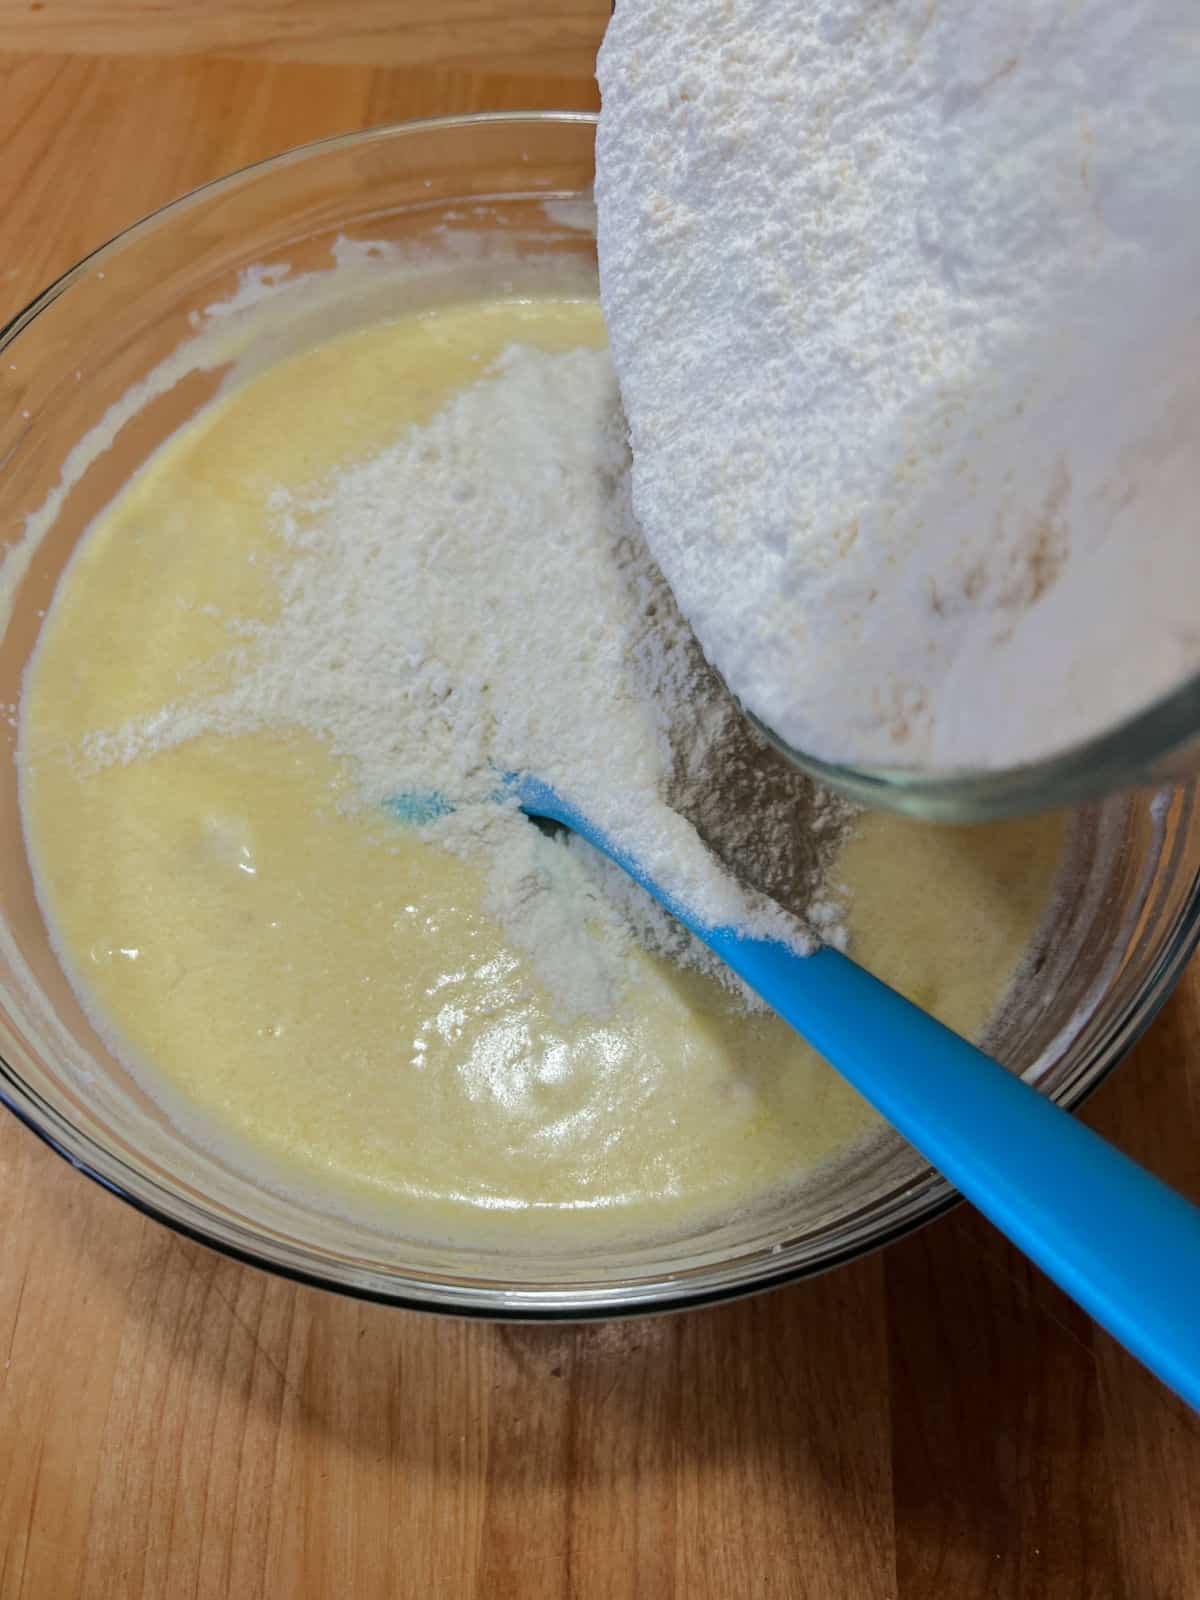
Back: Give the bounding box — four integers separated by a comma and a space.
86, 345, 852, 1017
596, 0, 1200, 771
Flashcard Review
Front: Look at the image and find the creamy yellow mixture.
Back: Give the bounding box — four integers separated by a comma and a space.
19, 298, 1065, 1241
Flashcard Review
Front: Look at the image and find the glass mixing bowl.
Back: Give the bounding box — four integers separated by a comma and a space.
2, 114, 1200, 1317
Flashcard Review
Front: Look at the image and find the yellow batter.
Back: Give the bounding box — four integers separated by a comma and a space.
18, 297, 1065, 1242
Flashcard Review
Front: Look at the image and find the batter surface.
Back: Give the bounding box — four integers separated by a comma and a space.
19, 297, 1065, 1241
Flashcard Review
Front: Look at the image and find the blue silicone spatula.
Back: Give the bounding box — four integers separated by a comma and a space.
513, 773, 1200, 1411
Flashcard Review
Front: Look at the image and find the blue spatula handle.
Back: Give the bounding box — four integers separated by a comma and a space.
511, 776, 1200, 1410
715, 931, 1200, 1410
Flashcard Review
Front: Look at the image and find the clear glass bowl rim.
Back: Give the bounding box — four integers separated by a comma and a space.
2, 111, 1198, 1320
752, 689, 1200, 823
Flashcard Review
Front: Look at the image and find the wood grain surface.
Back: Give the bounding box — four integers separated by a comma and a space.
2, 13, 1199, 1599
0, 1, 609, 73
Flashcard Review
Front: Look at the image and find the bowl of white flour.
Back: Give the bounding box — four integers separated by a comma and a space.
596, 0, 1200, 821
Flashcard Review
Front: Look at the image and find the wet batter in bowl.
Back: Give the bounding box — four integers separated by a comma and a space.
18, 295, 1065, 1243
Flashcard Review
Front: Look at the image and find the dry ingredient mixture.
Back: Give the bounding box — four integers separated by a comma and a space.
596, 0, 1200, 771
86, 340, 853, 1016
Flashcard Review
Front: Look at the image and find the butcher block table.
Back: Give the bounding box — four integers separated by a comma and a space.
1, 7, 1198, 1597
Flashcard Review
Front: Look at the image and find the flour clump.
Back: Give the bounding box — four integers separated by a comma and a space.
596, 0, 1200, 771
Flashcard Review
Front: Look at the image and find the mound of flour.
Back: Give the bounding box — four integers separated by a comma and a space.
596, 0, 1200, 770
86, 345, 852, 1017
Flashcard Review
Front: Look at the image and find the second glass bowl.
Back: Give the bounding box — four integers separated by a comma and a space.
754, 700, 1200, 824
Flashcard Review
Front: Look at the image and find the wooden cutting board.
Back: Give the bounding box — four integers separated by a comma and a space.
1, 9, 1198, 1597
